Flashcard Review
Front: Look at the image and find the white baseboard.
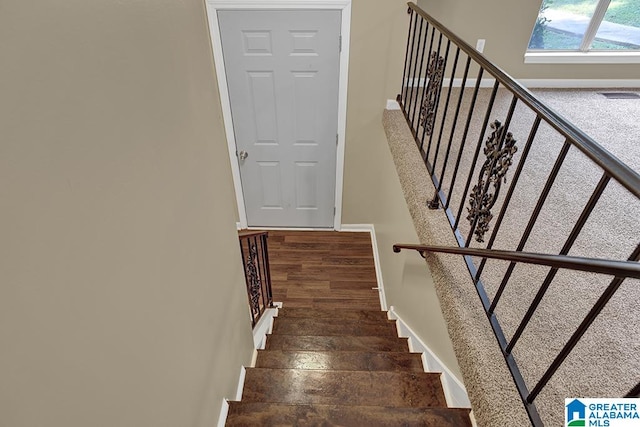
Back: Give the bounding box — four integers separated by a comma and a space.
245, 226, 334, 231
217, 399, 229, 427
218, 302, 282, 427
217, 364, 248, 427
388, 306, 471, 409
340, 224, 387, 311
252, 302, 282, 350
386, 99, 401, 110
234, 367, 246, 401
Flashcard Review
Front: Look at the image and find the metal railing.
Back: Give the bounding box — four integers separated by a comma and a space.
238, 231, 274, 327
396, 2, 640, 425
393, 244, 640, 279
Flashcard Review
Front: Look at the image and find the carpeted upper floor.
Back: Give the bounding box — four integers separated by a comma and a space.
384, 87, 640, 426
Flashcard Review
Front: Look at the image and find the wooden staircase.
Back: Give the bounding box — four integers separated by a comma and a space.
226, 307, 472, 426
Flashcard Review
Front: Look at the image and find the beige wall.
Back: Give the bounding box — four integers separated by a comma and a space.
342, 0, 462, 378
418, 0, 640, 80
0, 1, 255, 427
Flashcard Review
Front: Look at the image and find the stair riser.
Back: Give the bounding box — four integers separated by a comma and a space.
277, 308, 389, 321
242, 369, 447, 407
271, 317, 398, 337
226, 403, 472, 427
264, 335, 410, 352
256, 350, 424, 372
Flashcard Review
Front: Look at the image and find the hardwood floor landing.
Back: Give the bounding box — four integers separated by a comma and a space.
264, 230, 380, 309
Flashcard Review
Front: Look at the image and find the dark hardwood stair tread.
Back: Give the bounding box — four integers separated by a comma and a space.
229, 231, 470, 426
277, 307, 389, 321
226, 402, 472, 426
242, 368, 447, 407
264, 335, 410, 352
271, 317, 397, 336
256, 350, 424, 372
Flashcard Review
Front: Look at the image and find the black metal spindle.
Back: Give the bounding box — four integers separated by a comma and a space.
431, 46, 460, 176
425, 37, 449, 162
475, 116, 542, 280
262, 234, 273, 307
527, 243, 640, 402
400, 8, 414, 105
407, 19, 426, 129
399, 5, 640, 424
417, 26, 437, 150
626, 383, 640, 398
445, 67, 484, 210
408, 18, 425, 128
255, 235, 267, 314
238, 232, 273, 327
506, 172, 611, 353
260, 234, 269, 312
489, 140, 572, 314
454, 78, 499, 230
403, 12, 420, 115
239, 238, 256, 326
465, 94, 518, 246
410, 21, 430, 128
420, 31, 443, 152
434, 55, 471, 197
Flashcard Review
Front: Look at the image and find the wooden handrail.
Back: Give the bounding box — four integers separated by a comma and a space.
238, 230, 269, 238
406, 2, 640, 200
393, 243, 640, 279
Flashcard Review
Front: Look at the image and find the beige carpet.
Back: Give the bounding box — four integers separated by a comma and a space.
386, 87, 640, 425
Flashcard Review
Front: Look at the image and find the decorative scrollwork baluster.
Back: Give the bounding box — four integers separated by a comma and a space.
244, 241, 262, 317
420, 51, 445, 136
467, 120, 518, 242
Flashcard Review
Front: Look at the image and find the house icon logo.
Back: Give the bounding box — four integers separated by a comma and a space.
566, 399, 587, 426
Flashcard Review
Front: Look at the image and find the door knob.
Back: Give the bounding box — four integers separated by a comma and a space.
238, 150, 249, 160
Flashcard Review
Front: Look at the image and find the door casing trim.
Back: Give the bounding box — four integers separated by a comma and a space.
205, 0, 351, 230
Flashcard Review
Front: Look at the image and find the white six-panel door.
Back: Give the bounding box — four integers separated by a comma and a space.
218, 10, 341, 227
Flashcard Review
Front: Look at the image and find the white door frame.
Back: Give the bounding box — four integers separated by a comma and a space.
205, 0, 351, 230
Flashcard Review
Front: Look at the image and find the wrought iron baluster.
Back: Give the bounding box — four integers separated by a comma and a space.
475, 116, 542, 281
404, 12, 419, 115
626, 382, 640, 398
506, 172, 611, 353
429, 53, 470, 210
466, 95, 519, 245
238, 232, 273, 327
245, 237, 263, 319
425, 37, 448, 163
527, 242, 640, 402
256, 235, 267, 315
454, 79, 499, 231
490, 140, 572, 314
431, 45, 460, 180
239, 238, 256, 326
400, 8, 414, 107
418, 26, 437, 151
408, 18, 425, 129
445, 66, 484, 210
410, 20, 430, 128
419, 34, 445, 153
262, 234, 274, 307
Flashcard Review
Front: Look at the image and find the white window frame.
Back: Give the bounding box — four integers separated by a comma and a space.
524, 0, 640, 64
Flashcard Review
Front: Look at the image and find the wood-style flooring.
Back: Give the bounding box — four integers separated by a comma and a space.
228, 230, 471, 426
266, 230, 380, 309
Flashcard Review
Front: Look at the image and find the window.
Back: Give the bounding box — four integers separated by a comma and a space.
527, 0, 640, 52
